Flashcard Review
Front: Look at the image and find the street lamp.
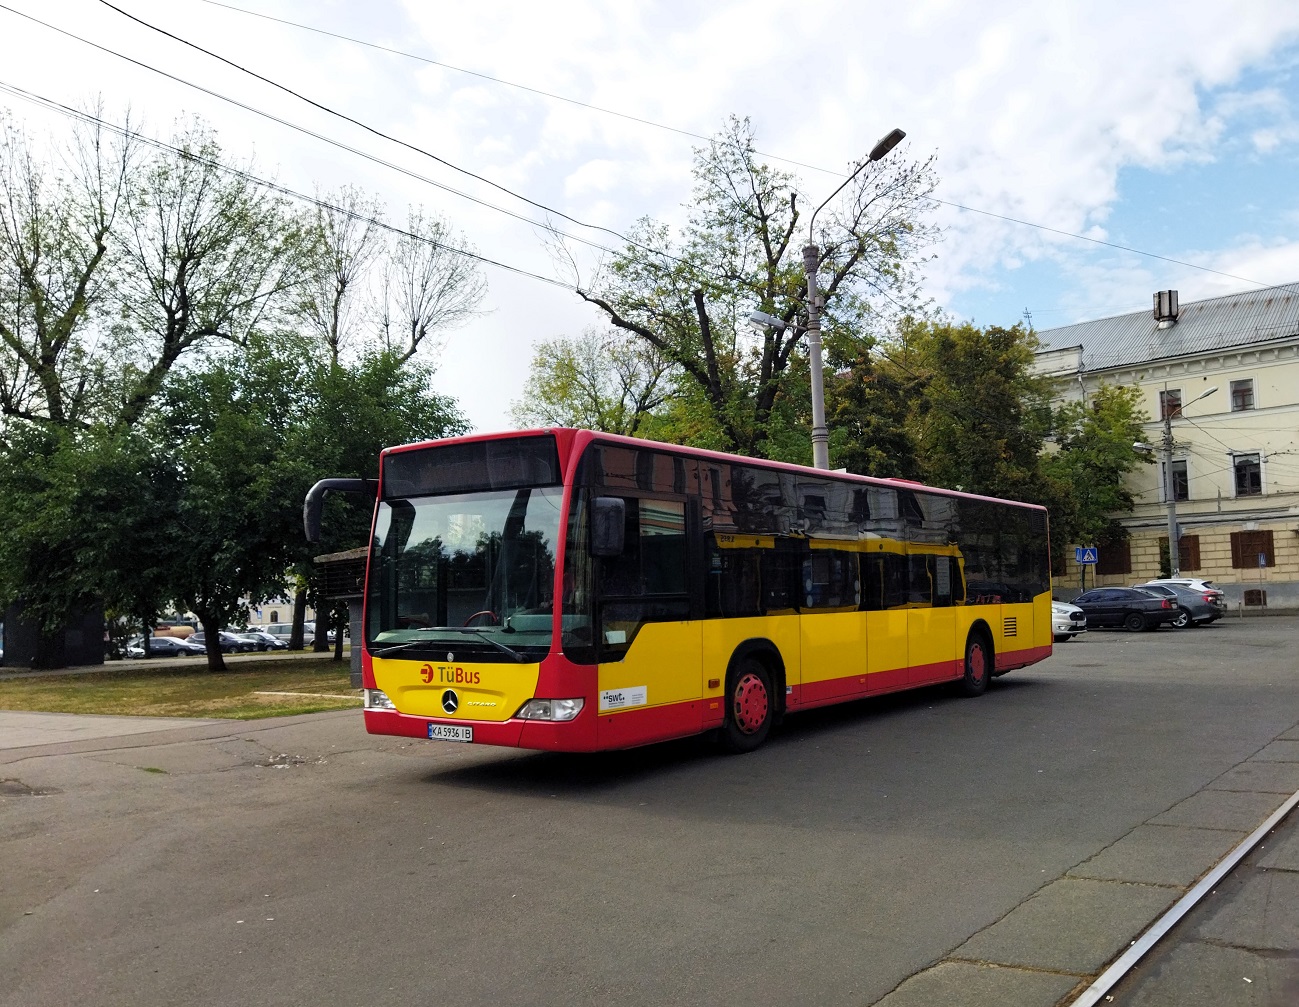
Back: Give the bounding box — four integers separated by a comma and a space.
802, 128, 906, 469
1140, 384, 1218, 578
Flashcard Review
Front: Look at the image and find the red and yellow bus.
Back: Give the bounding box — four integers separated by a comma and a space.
311, 429, 1052, 753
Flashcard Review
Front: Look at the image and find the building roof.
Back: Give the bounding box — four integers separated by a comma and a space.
1035, 281, 1299, 372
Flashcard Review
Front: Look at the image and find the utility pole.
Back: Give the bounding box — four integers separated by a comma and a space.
803, 243, 830, 470
1147, 384, 1217, 579
802, 127, 906, 469
1162, 404, 1180, 578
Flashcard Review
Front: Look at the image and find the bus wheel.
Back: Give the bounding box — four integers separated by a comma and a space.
719, 658, 773, 753
960, 632, 991, 697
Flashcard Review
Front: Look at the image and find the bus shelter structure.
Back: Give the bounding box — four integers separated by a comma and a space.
313, 547, 367, 688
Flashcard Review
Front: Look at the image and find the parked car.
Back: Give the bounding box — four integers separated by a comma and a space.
263, 622, 316, 646
1133, 583, 1222, 628
1135, 578, 1226, 613
237, 630, 288, 652
191, 631, 256, 654
142, 635, 207, 657
1051, 600, 1087, 642
1071, 587, 1180, 632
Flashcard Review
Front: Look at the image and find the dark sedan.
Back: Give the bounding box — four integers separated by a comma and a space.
1071, 587, 1180, 632
1134, 583, 1221, 628
143, 635, 207, 657
191, 631, 256, 654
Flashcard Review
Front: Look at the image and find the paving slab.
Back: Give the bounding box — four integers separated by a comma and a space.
0, 711, 221, 750
1195, 870, 1299, 950
1257, 822, 1299, 872
952, 878, 1177, 975
1148, 789, 1286, 832
1115, 942, 1299, 1006
1250, 739, 1299, 763
1279, 725, 1299, 742
872, 961, 1081, 1007
1066, 824, 1244, 888
1208, 761, 1299, 794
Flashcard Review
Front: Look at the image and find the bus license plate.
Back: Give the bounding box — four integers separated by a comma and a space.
428, 723, 472, 743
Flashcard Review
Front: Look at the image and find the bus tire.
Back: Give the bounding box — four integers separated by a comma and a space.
959, 631, 991, 697
719, 657, 774, 753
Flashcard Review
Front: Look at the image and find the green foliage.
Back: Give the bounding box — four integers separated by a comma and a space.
824, 332, 920, 478
578, 116, 937, 457
0, 423, 180, 635
899, 319, 1054, 501
1042, 383, 1151, 549
511, 328, 667, 435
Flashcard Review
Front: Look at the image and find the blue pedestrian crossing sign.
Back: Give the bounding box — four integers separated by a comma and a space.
1076, 546, 1099, 565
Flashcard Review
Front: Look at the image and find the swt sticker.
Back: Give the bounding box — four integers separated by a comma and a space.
599, 686, 648, 712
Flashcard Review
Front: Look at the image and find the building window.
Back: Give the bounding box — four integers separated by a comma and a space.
1159, 534, 1200, 572
1159, 388, 1182, 420
1230, 530, 1274, 569
1233, 454, 1262, 497
1161, 459, 1189, 502
1095, 540, 1131, 576
1230, 379, 1255, 412
269, 610, 278, 623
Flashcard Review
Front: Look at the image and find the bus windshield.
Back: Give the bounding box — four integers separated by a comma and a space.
367, 486, 563, 661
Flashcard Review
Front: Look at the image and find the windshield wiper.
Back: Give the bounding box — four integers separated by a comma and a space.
371, 627, 526, 663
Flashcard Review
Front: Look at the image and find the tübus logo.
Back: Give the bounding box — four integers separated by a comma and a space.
419, 663, 480, 685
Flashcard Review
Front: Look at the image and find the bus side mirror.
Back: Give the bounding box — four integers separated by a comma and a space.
590, 497, 626, 557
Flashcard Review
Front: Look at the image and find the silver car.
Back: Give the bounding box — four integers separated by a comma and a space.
1134, 583, 1221, 628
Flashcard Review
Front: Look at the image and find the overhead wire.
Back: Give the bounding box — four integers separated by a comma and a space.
0, 80, 576, 292
187, 0, 1272, 290
92, 0, 679, 262
0, 4, 639, 264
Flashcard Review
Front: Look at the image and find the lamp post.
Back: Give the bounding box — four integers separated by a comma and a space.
802, 127, 906, 469
1136, 384, 1217, 578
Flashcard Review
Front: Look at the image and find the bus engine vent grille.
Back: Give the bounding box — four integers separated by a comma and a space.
1003, 617, 1018, 637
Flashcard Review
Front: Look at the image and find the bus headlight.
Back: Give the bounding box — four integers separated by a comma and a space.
364, 689, 396, 711
516, 698, 584, 722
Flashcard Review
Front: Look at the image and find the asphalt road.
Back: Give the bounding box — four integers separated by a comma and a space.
2, 617, 1298, 1007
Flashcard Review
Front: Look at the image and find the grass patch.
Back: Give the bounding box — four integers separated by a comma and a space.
0, 658, 361, 720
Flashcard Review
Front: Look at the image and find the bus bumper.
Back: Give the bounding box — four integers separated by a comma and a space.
363, 707, 602, 752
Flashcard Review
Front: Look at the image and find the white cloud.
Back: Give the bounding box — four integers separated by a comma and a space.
4, 0, 1299, 428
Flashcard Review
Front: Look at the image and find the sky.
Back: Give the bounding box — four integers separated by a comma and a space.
5, 0, 1299, 431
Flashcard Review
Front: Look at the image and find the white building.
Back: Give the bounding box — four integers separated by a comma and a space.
1035, 283, 1299, 608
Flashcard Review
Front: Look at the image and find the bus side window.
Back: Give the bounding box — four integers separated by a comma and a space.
883, 553, 908, 609
907, 554, 932, 606
706, 541, 762, 618
597, 498, 689, 658
861, 554, 882, 611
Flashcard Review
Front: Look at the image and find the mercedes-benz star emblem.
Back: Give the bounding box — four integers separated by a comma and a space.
441, 690, 459, 715
446, 652, 454, 662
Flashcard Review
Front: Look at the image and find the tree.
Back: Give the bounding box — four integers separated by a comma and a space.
0, 421, 181, 649
158, 336, 314, 670
574, 116, 937, 458
1042, 383, 1151, 555
302, 186, 386, 366
377, 208, 486, 362
0, 107, 136, 432
115, 121, 314, 427
511, 327, 669, 434
823, 333, 921, 478
899, 318, 1055, 502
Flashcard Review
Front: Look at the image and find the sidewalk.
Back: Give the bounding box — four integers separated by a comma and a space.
0, 646, 347, 682
0, 710, 222, 749
1106, 782, 1299, 1005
